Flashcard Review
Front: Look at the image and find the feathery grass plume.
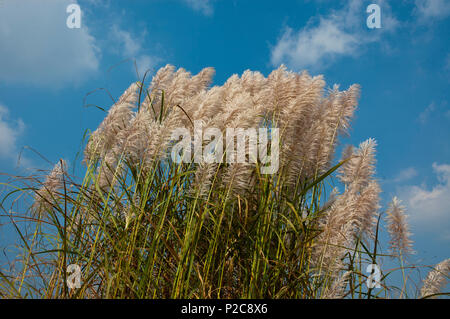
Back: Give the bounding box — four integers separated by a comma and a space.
341, 140, 380, 239
240, 70, 267, 101
144, 113, 185, 169
338, 138, 377, 193
125, 109, 155, 165
161, 67, 192, 107
322, 271, 351, 299
204, 75, 267, 195
385, 197, 414, 257
148, 64, 176, 113
262, 65, 299, 116
313, 139, 380, 276
84, 82, 139, 162
191, 157, 218, 198
186, 67, 215, 96
97, 149, 122, 190
310, 84, 359, 176
32, 160, 67, 216
210, 75, 247, 126
351, 180, 381, 238
261, 67, 325, 165
312, 188, 356, 276
191, 86, 226, 123
283, 82, 329, 182
280, 79, 358, 186
420, 259, 450, 298
128, 67, 215, 171
222, 161, 256, 196
149, 65, 215, 122
85, 83, 139, 191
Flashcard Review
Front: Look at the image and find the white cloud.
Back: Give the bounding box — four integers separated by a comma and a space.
398, 163, 450, 240
418, 103, 436, 124
0, 0, 100, 87
415, 0, 450, 21
112, 26, 142, 58
271, 19, 359, 71
110, 25, 160, 78
270, 0, 398, 71
393, 167, 418, 183
418, 101, 450, 124
0, 104, 25, 161
183, 0, 214, 16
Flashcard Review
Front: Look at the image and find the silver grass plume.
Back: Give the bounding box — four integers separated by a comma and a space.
148, 64, 176, 114
87, 83, 139, 190
117, 106, 155, 167
420, 259, 450, 298
313, 139, 380, 274
322, 271, 351, 299
309, 84, 359, 177
85, 82, 139, 163
191, 154, 218, 199
283, 82, 328, 184
271, 74, 358, 185
97, 149, 123, 190
143, 111, 184, 171
312, 189, 356, 276
191, 86, 227, 123
385, 197, 414, 257
354, 181, 381, 238
240, 70, 267, 101
207, 73, 267, 196
340, 139, 380, 239
185, 67, 215, 97
149, 65, 215, 122
338, 138, 377, 193
127, 66, 216, 172
33, 160, 67, 216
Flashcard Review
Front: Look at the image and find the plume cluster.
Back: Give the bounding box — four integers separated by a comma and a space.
83, 66, 374, 290
6, 64, 448, 299
84, 64, 360, 196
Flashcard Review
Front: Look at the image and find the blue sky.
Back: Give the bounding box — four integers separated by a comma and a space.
0, 0, 449, 293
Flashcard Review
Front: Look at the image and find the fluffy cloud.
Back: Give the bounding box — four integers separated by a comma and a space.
418, 103, 436, 124
398, 163, 450, 240
270, 0, 398, 70
182, 0, 214, 16
110, 25, 160, 78
0, 104, 25, 161
415, 0, 450, 21
393, 167, 418, 183
0, 0, 99, 87
418, 101, 450, 124
271, 19, 359, 71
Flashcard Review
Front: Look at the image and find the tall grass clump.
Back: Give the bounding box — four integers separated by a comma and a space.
0, 65, 448, 299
